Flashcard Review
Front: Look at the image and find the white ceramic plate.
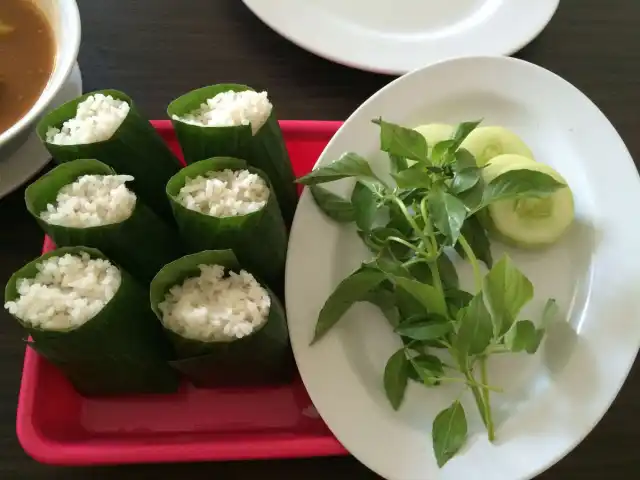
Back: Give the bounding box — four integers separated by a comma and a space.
0, 63, 83, 200
242, 0, 560, 74
286, 56, 640, 480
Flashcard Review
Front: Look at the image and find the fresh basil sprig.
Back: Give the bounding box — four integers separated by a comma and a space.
301, 117, 564, 467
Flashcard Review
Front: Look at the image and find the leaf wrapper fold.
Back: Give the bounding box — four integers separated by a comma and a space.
4, 246, 180, 397
167, 84, 298, 226
149, 250, 293, 388
166, 157, 287, 296
36, 89, 182, 224
26, 159, 184, 285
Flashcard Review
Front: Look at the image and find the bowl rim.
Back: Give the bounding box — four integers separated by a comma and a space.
0, 0, 81, 146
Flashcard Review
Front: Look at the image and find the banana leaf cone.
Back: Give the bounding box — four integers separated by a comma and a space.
4, 246, 180, 397
150, 250, 293, 388
36, 89, 182, 224
25, 159, 184, 285
167, 84, 298, 227
166, 157, 287, 296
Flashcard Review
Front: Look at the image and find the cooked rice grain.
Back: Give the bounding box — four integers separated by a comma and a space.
45, 94, 130, 145
177, 169, 268, 217
172, 90, 272, 134
40, 174, 136, 227
158, 264, 270, 342
4, 253, 121, 330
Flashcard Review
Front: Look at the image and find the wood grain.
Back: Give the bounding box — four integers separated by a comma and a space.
0, 0, 638, 477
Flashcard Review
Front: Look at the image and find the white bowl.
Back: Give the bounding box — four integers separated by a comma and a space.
0, 0, 81, 153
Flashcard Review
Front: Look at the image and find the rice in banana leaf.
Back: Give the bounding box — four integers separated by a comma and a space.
166, 157, 286, 295
150, 250, 292, 388
26, 159, 183, 284
3, 247, 179, 396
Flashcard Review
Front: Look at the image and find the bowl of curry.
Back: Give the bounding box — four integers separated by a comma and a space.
0, 0, 80, 155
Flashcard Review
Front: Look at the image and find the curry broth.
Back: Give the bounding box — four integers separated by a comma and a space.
0, 0, 55, 135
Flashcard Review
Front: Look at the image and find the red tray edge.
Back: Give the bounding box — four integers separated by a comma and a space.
16, 119, 349, 466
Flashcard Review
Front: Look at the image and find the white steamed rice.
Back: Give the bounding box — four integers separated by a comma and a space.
45, 93, 130, 145
40, 174, 136, 227
172, 90, 272, 134
158, 264, 270, 342
177, 169, 269, 217
4, 253, 121, 331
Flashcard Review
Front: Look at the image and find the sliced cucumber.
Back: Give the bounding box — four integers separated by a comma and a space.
460, 126, 534, 166
414, 123, 455, 149
481, 154, 575, 249
482, 153, 537, 181
408, 123, 454, 165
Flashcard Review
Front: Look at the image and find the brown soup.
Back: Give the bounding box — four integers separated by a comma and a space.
0, 0, 55, 135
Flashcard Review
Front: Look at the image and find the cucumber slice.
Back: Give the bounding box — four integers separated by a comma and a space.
409, 123, 454, 165
460, 126, 534, 166
483, 153, 537, 180
481, 155, 575, 248
413, 123, 455, 148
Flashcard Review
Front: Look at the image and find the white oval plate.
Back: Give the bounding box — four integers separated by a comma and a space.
286, 56, 640, 480
242, 0, 560, 74
0, 63, 83, 200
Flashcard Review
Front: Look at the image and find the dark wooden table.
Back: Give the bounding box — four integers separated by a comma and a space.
0, 0, 638, 478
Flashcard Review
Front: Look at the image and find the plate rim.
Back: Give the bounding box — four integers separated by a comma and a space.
242, 0, 561, 75
285, 55, 640, 479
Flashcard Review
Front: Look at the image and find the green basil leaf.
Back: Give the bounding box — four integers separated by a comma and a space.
407, 261, 433, 284
386, 201, 414, 237
392, 276, 448, 317
482, 169, 565, 206
351, 181, 378, 231
392, 164, 433, 189
375, 257, 413, 279
431, 140, 456, 165
389, 154, 409, 174
541, 298, 559, 329
451, 120, 482, 147
455, 292, 493, 357
409, 353, 445, 386
309, 185, 355, 222
451, 167, 480, 194
396, 288, 429, 319
482, 255, 533, 336
297, 152, 378, 185
505, 320, 544, 354
453, 148, 477, 171
373, 118, 429, 163
384, 348, 410, 410
363, 284, 400, 328
312, 269, 386, 344
429, 189, 467, 246
432, 400, 468, 468
458, 178, 485, 211
445, 288, 473, 319
437, 253, 459, 289
455, 215, 493, 268
359, 226, 415, 260
395, 315, 452, 340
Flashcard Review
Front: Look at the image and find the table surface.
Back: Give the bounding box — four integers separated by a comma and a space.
1, 0, 639, 478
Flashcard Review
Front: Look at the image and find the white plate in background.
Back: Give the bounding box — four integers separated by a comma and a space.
0, 64, 83, 200
242, 0, 560, 74
286, 56, 640, 479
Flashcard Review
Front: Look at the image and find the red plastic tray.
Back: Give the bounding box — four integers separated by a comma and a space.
16, 120, 348, 466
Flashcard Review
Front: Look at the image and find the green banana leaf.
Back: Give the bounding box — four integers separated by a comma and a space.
167, 84, 298, 227
25, 159, 184, 285
4, 246, 180, 397
36, 89, 182, 225
150, 250, 293, 388
166, 157, 287, 295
